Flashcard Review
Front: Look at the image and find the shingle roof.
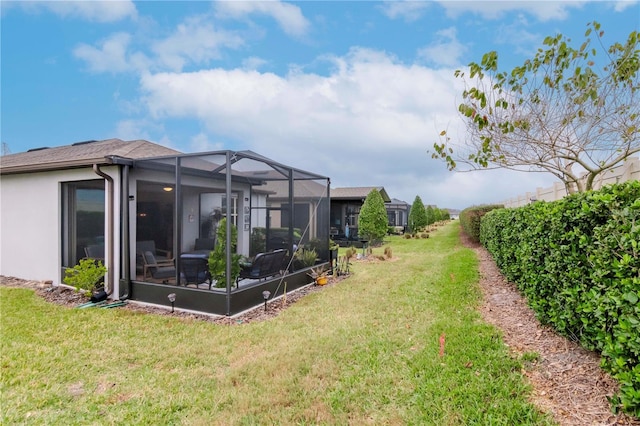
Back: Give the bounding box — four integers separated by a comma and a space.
0, 139, 181, 174
330, 186, 391, 202
388, 198, 409, 207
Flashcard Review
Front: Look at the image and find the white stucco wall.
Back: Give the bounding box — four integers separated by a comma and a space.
1, 171, 62, 282
0, 167, 121, 289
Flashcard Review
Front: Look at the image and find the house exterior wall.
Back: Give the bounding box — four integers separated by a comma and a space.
0, 166, 122, 290
0, 171, 62, 282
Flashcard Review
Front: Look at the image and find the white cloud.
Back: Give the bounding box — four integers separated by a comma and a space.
417, 27, 467, 68
214, 0, 310, 37
114, 119, 153, 141
427, 168, 558, 208
379, 1, 431, 22
136, 48, 503, 207
152, 16, 245, 72
491, 14, 541, 56
74, 33, 138, 73
189, 133, 224, 152
242, 56, 269, 71
16, 0, 137, 22
437, 1, 586, 21
613, 0, 639, 11
74, 14, 246, 74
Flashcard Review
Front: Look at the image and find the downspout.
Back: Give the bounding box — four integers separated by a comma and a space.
121, 164, 131, 299
93, 164, 114, 296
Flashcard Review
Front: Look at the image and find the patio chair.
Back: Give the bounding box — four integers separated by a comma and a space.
83, 244, 105, 261
141, 251, 176, 282
180, 255, 211, 289
194, 237, 215, 252
239, 249, 288, 281
136, 240, 171, 274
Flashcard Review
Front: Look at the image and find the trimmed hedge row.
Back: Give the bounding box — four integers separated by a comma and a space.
480, 181, 640, 416
459, 204, 503, 243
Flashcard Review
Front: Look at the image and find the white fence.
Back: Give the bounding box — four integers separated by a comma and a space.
503, 156, 640, 208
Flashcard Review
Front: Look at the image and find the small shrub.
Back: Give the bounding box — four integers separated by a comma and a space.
209, 218, 242, 287
294, 248, 318, 268
384, 246, 393, 258
404, 233, 412, 239
64, 258, 107, 295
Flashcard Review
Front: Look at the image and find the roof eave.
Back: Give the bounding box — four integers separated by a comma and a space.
0, 157, 115, 175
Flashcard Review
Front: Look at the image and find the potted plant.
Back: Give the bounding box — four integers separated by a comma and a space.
307, 266, 328, 285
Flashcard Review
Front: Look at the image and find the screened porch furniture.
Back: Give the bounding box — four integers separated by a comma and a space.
239, 249, 288, 281
84, 244, 105, 261
179, 253, 211, 289
136, 240, 171, 274
194, 237, 215, 252
141, 250, 176, 282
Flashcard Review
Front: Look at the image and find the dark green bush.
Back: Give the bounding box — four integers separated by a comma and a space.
480, 181, 640, 416
358, 189, 388, 243
459, 204, 503, 243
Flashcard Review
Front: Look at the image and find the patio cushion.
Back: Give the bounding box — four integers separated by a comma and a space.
143, 251, 176, 280
144, 251, 157, 265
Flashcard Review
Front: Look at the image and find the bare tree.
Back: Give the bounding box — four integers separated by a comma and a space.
433, 22, 640, 193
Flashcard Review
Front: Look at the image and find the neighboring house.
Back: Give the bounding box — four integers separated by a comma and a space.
386, 198, 410, 231
446, 209, 461, 220
329, 186, 391, 239
0, 139, 330, 315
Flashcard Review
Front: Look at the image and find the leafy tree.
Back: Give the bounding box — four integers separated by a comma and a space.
358, 189, 388, 243
433, 22, 640, 193
425, 205, 436, 226
408, 196, 428, 232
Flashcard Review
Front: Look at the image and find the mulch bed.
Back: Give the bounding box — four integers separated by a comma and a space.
460, 233, 639, 426
2, 238, 639, 425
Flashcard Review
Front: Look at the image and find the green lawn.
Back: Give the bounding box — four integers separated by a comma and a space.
1, 223, 553, 425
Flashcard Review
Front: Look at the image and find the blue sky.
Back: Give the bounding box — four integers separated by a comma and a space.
2, 1, 639, 209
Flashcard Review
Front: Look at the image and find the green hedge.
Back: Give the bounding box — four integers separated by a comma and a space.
459, 204, 503, 243
480, 181, 640, 416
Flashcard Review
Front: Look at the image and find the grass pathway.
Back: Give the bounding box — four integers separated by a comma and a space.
1, 223, 554, 425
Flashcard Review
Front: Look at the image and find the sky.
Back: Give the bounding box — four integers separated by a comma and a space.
1, 1, 639, 209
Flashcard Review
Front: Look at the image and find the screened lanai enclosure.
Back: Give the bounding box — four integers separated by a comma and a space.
124, 151, 330, 316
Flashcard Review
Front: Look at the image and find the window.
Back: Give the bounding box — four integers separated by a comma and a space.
200, 193, 238, 237
62, 180, 105, 267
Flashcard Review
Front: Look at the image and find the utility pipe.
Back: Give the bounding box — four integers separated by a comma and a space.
93, 164, 114, 296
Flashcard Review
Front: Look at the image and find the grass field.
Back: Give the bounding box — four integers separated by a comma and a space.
1, 222, 554, 425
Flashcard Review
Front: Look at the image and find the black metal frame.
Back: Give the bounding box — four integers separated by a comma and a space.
116, 150, 330, 316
